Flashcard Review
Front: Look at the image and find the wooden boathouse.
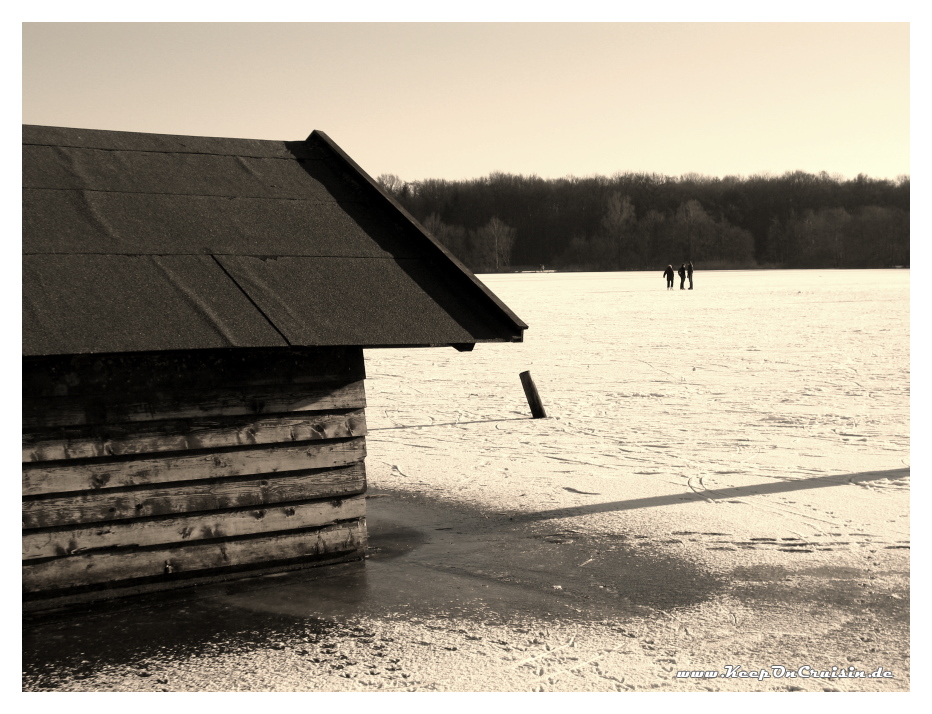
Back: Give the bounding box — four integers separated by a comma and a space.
22, 125, 527, 609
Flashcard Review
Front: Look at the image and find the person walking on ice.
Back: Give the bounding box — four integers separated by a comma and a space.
663, 264, 675, 290
687, 261, 694, 289
678, 263, 687, 290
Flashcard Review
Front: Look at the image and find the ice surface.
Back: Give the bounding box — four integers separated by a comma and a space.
365, 269, 909, 542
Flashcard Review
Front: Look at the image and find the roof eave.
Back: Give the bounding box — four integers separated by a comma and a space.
307, 130, 528, 340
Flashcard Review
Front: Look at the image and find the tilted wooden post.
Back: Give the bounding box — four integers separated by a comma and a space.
519, 371, 547, 419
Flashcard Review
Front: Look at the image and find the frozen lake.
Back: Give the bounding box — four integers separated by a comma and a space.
364, 269, 910, 508
25, 269, 910, 692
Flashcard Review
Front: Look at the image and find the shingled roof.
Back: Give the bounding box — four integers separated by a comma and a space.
23, 125, 527, 356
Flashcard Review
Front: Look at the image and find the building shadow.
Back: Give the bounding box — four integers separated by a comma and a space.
513, 467, 909, 524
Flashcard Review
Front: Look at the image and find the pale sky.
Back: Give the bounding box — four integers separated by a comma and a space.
22, 22, 910, 181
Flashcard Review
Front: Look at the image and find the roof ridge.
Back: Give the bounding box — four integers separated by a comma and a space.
23, 142, 315, 161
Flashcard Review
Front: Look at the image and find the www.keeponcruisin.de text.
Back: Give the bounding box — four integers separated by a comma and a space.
676, 665, 894, 680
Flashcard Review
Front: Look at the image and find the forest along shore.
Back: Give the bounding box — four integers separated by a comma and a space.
378, 171, 909, 273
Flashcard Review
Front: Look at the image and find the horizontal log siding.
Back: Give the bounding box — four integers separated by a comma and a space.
23, 410, 367, 462
23, 495, 367, 560
23, 347, 369, 602
24, 520, 367, 594
23, 380, 366, 429
23, 439, 366, 496
23, 462, 367, 528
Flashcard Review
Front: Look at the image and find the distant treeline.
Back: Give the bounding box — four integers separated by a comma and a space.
376, 171, 909, 272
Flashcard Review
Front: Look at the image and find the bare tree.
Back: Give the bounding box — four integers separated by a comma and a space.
473, 217, 516, 272
376, 173, 406, 198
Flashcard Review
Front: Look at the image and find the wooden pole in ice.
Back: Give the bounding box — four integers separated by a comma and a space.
519, 371, 547, 419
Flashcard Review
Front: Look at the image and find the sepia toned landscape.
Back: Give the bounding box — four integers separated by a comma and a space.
21, 21, 911, 697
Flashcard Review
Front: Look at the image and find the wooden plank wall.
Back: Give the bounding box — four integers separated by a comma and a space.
22, 347, 369, 608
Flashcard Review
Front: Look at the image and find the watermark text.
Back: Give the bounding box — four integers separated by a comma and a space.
676, 665, 894, 680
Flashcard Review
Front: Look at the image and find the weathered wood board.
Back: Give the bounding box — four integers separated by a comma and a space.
23, 463, 367, 528
24, 495, 366, 560
23, 410, 367, 462
24, 519, 367, 594
23, 438, 366, 496
23, 380, 366, 429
